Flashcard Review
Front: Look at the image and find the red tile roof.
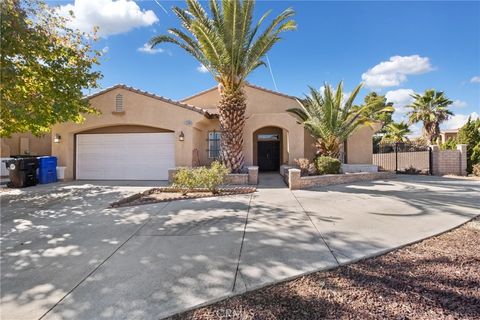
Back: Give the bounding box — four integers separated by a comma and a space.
181, 82, 299, 102
86, 84, 216, 119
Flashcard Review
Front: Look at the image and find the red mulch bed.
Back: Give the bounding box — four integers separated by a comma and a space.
109, 186, 256, 208
170, 218, 480, 320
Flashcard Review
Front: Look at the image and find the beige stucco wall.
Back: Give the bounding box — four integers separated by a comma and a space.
185, 84, 379, 166
184, 85, 305, 166
1, 133, 52, 157
346, 124, 381, 164
49, 84, 380, 180
192, 117, 220, 166
51, 87, 207, 180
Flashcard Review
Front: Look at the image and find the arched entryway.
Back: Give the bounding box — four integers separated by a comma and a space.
253, 126, 284, 172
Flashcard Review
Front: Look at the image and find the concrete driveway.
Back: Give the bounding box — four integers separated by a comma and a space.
1, 175, 479, 320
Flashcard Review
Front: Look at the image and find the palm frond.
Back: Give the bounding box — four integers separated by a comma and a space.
150, 0, 295, 92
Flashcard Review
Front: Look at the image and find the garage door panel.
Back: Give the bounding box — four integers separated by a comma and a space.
76, 133, 175, 180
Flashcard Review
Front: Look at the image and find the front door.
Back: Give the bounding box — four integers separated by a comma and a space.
257, 141, 280, 171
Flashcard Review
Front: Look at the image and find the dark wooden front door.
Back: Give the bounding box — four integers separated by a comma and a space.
257, 141, 280, 171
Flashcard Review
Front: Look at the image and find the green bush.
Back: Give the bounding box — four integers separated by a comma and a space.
314, 156, 341, 175
457, 117, 480, 173
173, 167, 200, 195
198, 161, 230, 194
439, 138, 457, 150
173, 161, 230, 195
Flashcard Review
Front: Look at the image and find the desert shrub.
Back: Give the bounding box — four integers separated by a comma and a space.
173, 161, 229, 195
411, 136, 429, 147
308, 163, 317, 176
473, 164, 480, 177
439, 138, 457, 150
457, 117, 480, 173
173, 168, 199, 195
199, 161, 230, 194
294, 158, 315, 176
403, 165, 421, 174
315, 156, 341, 175
471, 142, 480, 168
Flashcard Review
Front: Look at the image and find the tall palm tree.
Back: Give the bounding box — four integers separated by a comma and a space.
150, 0, 296, 172
407, 89, 453, 143
288, 82, 393, 158
380, 121, 411, 143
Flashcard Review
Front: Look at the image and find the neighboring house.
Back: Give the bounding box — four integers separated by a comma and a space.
439, 129, 458, 144
1, 83, 379, 180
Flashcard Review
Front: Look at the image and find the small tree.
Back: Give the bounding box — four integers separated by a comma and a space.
1, 0, 102, 137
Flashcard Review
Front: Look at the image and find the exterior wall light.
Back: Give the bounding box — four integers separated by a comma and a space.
179, 131, 185, 141
53, 134, 61, 143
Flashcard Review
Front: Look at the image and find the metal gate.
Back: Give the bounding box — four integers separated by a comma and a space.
373, 142, 432, 174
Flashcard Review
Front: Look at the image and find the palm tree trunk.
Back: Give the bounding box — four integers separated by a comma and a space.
423, 122, 436, 144
217, 88, 247, 173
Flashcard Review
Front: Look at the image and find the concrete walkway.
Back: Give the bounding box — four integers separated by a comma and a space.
1, 175, 479, 319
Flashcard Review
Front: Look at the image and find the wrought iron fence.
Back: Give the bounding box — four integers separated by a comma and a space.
373, 142, 432, 174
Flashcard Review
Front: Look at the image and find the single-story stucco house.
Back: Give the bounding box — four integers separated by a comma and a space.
1, 83, 379, 180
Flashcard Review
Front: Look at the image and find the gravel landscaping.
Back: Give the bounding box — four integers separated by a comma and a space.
171, 217, 480, 320
109, 186, 256, 208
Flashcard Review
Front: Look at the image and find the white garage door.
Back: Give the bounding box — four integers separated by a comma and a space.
76, 133, 175, 180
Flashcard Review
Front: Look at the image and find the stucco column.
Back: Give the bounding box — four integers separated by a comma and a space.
430, 145, 440, 176
457, 144, 467, 176
247, 166, 258, 185
288, 168, 301, 190
51, 131, 75, 180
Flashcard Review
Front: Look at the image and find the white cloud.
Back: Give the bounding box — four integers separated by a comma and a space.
385, 88, 415, 114
319, 85, 351, 104
101, 46, 109, 54
57, 0, 158, 37
137, 43, 164, 54
362, 55, 433, 88
408, 123, 422, 138
441, 112, 479, 130
451, 100, 467, 108
197, 64, 209, 73
470, 76, 480, 83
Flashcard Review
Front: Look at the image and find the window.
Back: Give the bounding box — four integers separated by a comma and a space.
208, 131, 221, 159
115, 94, 124, 112
258, 134, 280, 141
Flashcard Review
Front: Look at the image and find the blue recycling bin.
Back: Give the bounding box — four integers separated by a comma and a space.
37, 156, 57, 184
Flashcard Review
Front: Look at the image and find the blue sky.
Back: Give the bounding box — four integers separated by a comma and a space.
54, 0, 480, 132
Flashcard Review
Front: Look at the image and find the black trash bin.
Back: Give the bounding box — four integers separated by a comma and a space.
4, 157, 39, 188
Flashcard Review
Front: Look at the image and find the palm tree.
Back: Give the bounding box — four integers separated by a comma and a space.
406, 89, 453, 144
288, 82, 394, 158
380, 121, 411, 143
150, 0, 296, 172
